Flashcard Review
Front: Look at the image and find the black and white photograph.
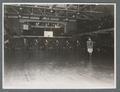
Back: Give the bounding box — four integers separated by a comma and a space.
2, 3, 116, 89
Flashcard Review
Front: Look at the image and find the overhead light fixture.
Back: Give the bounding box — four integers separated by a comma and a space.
49, 6, 52, 9
49, 5, 54, 13
95, 4, 99, 5
72, 14, 76, 18
43, 17, 47, 20
65, 18, 69, 22
50, 9, 54, 13
18, 15, 21, 18
20, 7, 22, 10
36, 22, 39, 26
35, 5, 38, 7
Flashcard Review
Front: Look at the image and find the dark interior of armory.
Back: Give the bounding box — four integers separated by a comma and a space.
4, 4, 115, 88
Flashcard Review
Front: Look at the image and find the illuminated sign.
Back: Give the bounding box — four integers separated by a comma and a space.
23, 24, 29, 30
44, 31, 53, 37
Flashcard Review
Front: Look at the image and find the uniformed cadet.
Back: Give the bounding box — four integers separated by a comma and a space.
87, 37, 93, 55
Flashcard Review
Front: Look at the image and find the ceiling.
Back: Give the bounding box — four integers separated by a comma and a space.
4, 4, 114, 21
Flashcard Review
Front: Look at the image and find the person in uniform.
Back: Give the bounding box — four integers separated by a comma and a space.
76, 40, 80, 48
45, 39, 48, 48
87, 37, 93, 55
55, 40, 59, 48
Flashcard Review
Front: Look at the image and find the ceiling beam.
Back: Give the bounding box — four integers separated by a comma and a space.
19, 19, 67, 25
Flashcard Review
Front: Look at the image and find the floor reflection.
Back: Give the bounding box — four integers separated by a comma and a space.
4, 48, 114, 88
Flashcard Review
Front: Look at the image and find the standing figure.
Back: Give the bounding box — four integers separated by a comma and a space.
34, 39, 39, 50
86, 37, 94, 69
44, 39, 49, 49
55, 40, 59, 48
76, 40, 80, 48
66, 40, 70, 49
23, 38, 28, 50
87, 37, 93, 55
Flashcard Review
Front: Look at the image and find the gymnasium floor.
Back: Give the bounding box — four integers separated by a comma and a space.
4, 48, 114, 89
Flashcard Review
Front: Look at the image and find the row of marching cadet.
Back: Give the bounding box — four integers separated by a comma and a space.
22, 38, 82, 50
23, 37, 93, 55
4, 36, 94, 54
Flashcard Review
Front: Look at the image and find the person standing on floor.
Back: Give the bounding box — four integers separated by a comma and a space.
87, 37, 93, 55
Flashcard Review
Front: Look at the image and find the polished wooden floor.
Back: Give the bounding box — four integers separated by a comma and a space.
4, 48, 114, 89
